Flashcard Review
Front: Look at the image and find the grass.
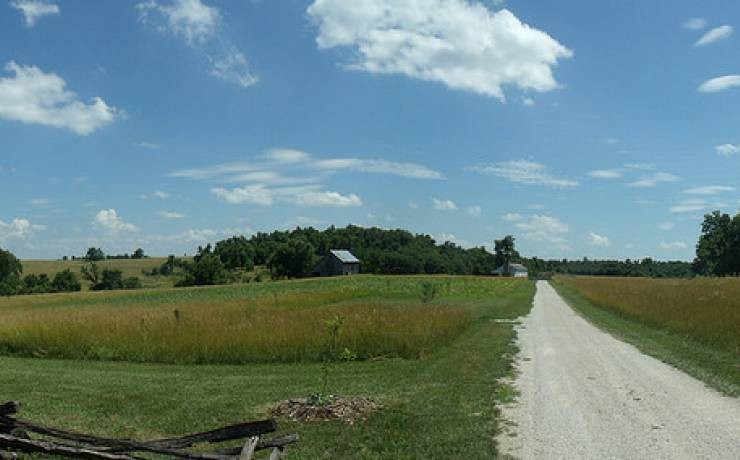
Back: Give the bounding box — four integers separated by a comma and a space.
0, 275, 535, 458
552, 275, 740, 396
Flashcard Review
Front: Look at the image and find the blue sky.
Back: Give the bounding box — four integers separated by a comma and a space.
1, 0, 739, 260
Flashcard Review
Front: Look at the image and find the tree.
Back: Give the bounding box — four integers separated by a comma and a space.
80, 262, 101, 286
131, 248, 145, 259
85, 247, 105, 261
214, 236, 255, 270
494, 235, 519, 272
92, 269, 124, 290
177, 253, 228, 286
52, 269, 82, 292
0, 248, 22, 296
693, 211, 740, 276
268, 239, 316, 279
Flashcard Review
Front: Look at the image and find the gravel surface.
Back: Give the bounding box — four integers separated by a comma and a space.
497, 281, 740, 459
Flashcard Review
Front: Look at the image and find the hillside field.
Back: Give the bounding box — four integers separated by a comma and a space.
0, 275, 535, 458
552, 275, 740, 396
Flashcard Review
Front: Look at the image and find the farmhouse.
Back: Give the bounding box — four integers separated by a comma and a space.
493, 263, 529, 278
313, 249, 361, 276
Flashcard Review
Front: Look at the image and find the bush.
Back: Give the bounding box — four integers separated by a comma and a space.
122, 276, 142, 290
22, 274, 51, 294
177, 253, 228, 287
418, 281, 438, 303
91, 269, 124, 291
52, 269, 82, 292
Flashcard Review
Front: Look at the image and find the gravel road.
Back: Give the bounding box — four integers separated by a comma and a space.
497, 280, 740, 459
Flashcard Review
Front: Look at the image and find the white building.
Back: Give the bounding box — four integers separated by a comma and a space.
493, 263, 528, 278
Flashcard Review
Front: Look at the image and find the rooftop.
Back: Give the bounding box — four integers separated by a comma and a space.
330, 249, 360, 264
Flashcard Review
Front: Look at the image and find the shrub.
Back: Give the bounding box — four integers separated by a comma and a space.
91, 269, 124, 291
52, 269, 82, 293
418, 281, 438, 303
177, 253, 228, 286
122, 277, 142, 290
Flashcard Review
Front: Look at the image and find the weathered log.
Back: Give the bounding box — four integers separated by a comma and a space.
238, 436, 259, 460
149, 419, 277, 449
218, 434, 299, 455
0, 450, 17, 460
0, 403, 19, 417
268, 447, 282, 460
0, 434, 135, 460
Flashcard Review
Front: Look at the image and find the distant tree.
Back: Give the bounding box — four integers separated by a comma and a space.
693, 211, 740, 276
0, 248, 22, 296
268, 239, 316, 279
85, 247, 105, 261
494, 235, 519, 272
131, 248, 145, 259
92, 269, 124, 291
122, 276, 142, 289
214, 236, 255, 270
52, 269, 82, 292
177, 253, 228, 286
22, 273, 51, 294
80, 262, 101, 286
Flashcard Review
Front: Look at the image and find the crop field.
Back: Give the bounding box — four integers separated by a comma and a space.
0, 275, 535, 458
553, 275, 740, 395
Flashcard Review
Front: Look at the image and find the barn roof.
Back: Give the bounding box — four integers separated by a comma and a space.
509, 263, 528, 270
330, 249, 360, 263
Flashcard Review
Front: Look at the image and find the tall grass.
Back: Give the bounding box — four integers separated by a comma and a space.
554, 276, 740, 354
0, 276, 519, 364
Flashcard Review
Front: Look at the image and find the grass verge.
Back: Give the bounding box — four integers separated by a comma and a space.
551, 280, 739, 397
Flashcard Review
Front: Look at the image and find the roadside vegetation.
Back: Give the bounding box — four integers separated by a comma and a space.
552, 275, 740, 396
0, 276, 535, 458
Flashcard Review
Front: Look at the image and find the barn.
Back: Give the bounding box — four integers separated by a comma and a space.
312, 249, 361, 276
493, 263, 528, 278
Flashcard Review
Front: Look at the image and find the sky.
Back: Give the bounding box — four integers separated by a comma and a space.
1, 0, 739, 261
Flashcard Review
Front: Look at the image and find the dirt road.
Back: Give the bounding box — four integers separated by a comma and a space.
498, 281, 740, 459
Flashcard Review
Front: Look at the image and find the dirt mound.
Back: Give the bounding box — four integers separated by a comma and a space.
271, 395, 381, 425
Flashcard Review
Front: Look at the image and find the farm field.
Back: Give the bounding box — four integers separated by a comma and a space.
0, 275, 535, 458
552, 275, 740, 396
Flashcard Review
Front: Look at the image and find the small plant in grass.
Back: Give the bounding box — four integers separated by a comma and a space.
312, 314, 349, 406
419, 281, 438, 303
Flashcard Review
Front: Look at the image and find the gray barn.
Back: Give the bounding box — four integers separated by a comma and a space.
313, 249, 361, 276
492, 263, 528, 278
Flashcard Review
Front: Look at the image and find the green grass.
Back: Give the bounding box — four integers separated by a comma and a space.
0, 276, 535, 458
551, 278, 739, 397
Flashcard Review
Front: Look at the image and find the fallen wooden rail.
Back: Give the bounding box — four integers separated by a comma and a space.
0, 401, 297, 460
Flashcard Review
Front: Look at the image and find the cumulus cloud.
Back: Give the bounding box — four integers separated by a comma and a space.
587, 232, 610, 247
211, 185, 361, 207
307, 0, 572, 100
683, 18, 706, 30
0, 218, 44, 241
153, 190, 171, 199
660, 241, 688, 250
10, 0, 59, 27
627, 172, 680, 188
432, 198, 457, 211
502, 212, 523, 222
466, 205, 481, 218
159, 211, 185, 219
94, 209, 138, 233
291, 191, 362, 207
588, 169, 622, 179
682, 185, 735, 195
211, 185, 275, 206
716, 143, 740, 156
471, 160, 578, 188
698, 75, 740, 93
0, 62, 121, 135
137, 0, 257, 87
515, 214, 569, 248
694, 25, 733, 47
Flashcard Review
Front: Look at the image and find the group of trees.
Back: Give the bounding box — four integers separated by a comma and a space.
521, 257, 693, 278
67, 247, 147, 262
80, 263, 142, 290
693, 210, 740, 276
0, 248, 82, 296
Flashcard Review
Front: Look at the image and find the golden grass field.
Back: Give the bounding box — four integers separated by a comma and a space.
0, 276, 516, 364
554, 275, 740, 354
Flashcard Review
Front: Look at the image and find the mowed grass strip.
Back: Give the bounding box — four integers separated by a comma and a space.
552, 276, 740, 396
0, 277, 535, 458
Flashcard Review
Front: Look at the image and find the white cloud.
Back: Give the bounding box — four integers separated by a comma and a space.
436, 233, 470, 248
138, 141, 162, 149
521, 97, 535, 107
683, 17, 706, 30
153, 190, 171, 199
658, 221, 675, 231
588, 169, 622, 179
682, 185, 735, 195
211, 185, 274, 206
694, 25, 733, 47
716, 144, 740, 156
137, 0, 257, 87
660, 241, 688, 250
602, 137, 620, 144
28, 198, 52, 206
627, 172, 680, 188
433, 198, 457, 211
698, 75, 740, 93
94, 209, 138, 233
502, 212, 523, 222
587, 232, 610, 247
314, 158, 443, 179
307, 0, 572, 100
0, 62, 121, 135
160, 211, 185, 219
624, 162, 655, 171
515, 214, 569, 248
408, 201, 419, 209
10, 0, 59, 27
0, 218, 44, 241
263, 148, 311, 164
466, 205, 481, 218
670, 199, 707, 214
291, 191, 362, 207
471, 160, 578, 188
